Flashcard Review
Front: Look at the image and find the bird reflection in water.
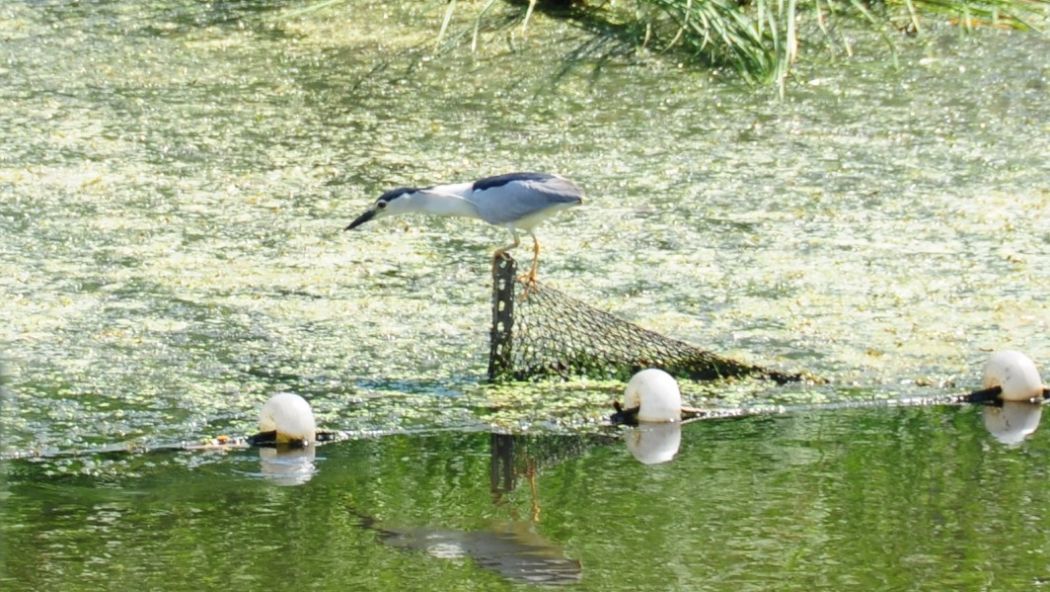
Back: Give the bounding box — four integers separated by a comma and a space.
358, 434, 582, 586
367, 521, 582, 586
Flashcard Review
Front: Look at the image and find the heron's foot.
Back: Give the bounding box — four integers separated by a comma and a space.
516, 268, 539, 300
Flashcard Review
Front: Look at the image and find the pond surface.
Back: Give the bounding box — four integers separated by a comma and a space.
5, 405, 1050, 591
1, 0, 1049, 588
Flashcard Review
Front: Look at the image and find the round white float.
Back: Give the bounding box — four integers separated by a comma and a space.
258, 392, 317, 444
258, 446, 318, 486
624, 368, 682, 423
982, 401, 1043, 446
626, 423, 682, 465
982, 350, 1045, 402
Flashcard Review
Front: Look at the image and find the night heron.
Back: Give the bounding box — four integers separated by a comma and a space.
345, 172, 584, 283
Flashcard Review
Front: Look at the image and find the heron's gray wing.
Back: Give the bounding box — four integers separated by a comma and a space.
471, 176, 583, 226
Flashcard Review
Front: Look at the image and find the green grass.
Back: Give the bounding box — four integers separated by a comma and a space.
614, 0, 1044, 90
292, 0, 1048, 89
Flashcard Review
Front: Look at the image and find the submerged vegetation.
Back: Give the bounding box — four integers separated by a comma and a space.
427, 0, 1049, 90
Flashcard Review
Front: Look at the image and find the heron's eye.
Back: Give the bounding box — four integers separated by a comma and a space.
377, 201, 387, 209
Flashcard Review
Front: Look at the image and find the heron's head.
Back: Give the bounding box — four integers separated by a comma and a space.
345, 187, 419, 230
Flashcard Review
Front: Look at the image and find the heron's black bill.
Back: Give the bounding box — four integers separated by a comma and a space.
345, 209, 376, 230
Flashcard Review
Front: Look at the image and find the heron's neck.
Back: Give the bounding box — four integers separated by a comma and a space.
413, 183, 476, 218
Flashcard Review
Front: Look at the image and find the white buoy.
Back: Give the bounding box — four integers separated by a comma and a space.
982, 401, 1043, 446
626, 423, 682, 465
258, 446, 318, 486
258, 392, 317, 444
624, 368, 682, 423
982, 350, 1045, 402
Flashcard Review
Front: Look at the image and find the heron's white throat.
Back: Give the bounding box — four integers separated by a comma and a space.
398, 184, 478, 219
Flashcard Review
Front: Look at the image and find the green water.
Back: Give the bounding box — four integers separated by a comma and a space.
1, 0, 1049, 589
4, 406, 1050, 590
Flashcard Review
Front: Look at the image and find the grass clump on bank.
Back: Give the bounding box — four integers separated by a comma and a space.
439, 0, 1048, 90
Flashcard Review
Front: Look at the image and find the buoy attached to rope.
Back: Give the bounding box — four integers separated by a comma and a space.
249, 392, 318, 447
624, 368, 682, 423
966, 351, 1049, 404
611, 368, 705, 425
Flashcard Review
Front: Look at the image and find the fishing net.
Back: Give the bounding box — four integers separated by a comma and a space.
488, 255, 802, 383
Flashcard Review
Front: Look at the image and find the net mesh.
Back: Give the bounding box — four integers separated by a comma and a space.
488, 255, 802, 383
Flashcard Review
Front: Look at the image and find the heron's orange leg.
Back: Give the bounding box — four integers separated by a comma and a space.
527, 237, 540, 284
517, 235, 541, 299
493, 231, 520, 259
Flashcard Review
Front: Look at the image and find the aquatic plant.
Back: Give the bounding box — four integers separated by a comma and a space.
634, 0, 1046, 86
439, 0, 1049, 91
